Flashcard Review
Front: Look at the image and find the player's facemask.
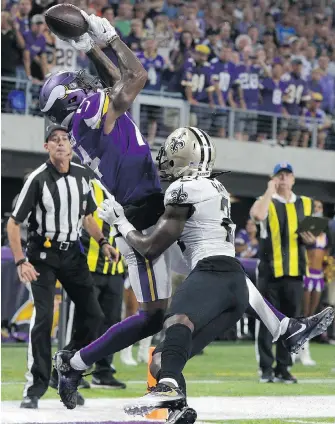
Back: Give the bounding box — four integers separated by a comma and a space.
40, 70, 102, 127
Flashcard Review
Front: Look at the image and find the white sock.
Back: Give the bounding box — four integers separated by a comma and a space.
159, 378, 178, 388
280, 317, 290, 335
70, 351, 89, 371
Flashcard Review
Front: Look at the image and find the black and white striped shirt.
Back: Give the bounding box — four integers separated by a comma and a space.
12, 160, 96, 242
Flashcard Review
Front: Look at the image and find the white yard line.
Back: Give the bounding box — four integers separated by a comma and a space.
2, 396, 335, 423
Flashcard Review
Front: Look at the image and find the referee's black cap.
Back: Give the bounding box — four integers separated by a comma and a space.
45, 124, 68, 142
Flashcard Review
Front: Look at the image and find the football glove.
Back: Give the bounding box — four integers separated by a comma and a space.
81, 10, 117, 44
98, 196, 135, 238
69, 33, 94, 53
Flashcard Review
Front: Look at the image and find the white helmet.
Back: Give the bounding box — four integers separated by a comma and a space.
157, 127, 216, 180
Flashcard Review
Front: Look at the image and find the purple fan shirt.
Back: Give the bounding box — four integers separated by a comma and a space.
15, 16, 29, 33
235, 64, 261, 110
23, 30, 46, 60
319, 74, 335, 113
282, 73, 310, 116
69, 91, 161, 205
210, 58, 236, 103
259, 77, 288, 113
181, 58, 214, 102
303, 108, 328, 133
136, 52, 165, 91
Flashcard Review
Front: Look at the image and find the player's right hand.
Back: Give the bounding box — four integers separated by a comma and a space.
70, 33, 94, 53
267, 178, 278, 195
81, 10, 117, 44
17, 262, 40, 284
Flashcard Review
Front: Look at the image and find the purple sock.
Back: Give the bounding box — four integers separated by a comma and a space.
263, 298, 286, 321
80, 311, 152, 366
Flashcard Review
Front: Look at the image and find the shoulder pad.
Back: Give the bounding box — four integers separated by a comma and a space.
77, 91, 109, 130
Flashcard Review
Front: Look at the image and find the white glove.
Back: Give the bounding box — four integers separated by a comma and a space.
70, 33, 94, 53
98, 196, 135, 238
81, 10, 117, 44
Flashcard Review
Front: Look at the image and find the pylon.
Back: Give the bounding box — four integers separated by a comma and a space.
145, 346, 168, 420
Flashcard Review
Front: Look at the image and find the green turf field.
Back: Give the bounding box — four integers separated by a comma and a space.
2, 341, 335, 401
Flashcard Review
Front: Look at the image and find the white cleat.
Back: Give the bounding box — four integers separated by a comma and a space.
298, 341, 316, 366
120, 346, 137, 366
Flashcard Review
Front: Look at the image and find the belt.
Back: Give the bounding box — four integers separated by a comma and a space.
29, 235, 79, 251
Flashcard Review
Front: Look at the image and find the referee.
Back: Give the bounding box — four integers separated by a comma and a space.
250, 163, 316, 384
7, 125, 118, 409
81, 180, 126, 389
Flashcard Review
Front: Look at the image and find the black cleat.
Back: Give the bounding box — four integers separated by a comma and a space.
20, 396, 38, 409
53, 350, 84, 410
91, 373, 126, 389
167, 406, 197, 424
76, 391, 85, 406
281, 307, 334, 354
274, 368, 297, 384
124, 382, 186, 416
259, 368, 274, 383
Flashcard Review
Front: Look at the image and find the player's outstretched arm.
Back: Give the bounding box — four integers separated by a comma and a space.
87, 45, 121, 88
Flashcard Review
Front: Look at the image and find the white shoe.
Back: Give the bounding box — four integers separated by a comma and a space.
120, 346, 137, 366
297, 341, 316, 366
137, 336, 152, 364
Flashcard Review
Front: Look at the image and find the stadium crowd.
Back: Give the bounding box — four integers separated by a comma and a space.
1, 0, 335, 147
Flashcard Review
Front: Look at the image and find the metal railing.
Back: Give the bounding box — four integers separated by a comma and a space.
2, 76, 335, 149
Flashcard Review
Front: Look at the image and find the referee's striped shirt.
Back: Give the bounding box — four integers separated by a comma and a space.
12, 160, 96, 242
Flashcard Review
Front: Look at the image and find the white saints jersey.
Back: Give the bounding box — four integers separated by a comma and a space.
164, 176, 236, 271
52, 37, 78, 73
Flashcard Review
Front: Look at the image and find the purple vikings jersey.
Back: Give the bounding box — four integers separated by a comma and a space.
303, 108, 328, 132
210, 59, 236, 103
282, 73, 310, 116
181, 58, 214, 102
69, 91, 161, 205
136, 52, 165, 91
259, 77, 287, 113
235, 64, 261, 109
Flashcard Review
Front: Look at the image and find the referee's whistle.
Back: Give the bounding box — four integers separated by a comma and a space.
44, 237, 52, 248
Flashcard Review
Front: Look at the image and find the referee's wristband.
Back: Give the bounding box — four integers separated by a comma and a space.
15, 258, 28, 267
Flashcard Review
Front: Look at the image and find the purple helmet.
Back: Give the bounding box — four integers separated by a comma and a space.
39, 70, 101, 126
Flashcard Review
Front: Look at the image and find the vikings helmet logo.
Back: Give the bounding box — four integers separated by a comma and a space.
170, 184, 188, 204
169, 132, 186, 154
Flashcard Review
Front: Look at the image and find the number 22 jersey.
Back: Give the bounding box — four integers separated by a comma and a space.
69, 90, 161, 205
164, 176, 236, 270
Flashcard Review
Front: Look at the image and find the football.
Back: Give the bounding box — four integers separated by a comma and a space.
45, 4, 89, 40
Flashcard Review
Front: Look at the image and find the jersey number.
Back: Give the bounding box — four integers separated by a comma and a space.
56, 48, 74, 68
191, 74, 205, 93
211, 180, 236, 244
285, 84, 304, 104
239, 73, 259, 90
218, 72, 231, 92
272, 88, 282, 105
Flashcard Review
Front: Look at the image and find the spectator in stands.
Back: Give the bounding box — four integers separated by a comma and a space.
235, 34, 252, 55
276, 14, 297, 44
220, 21, 234, 49
301, 92, 332, 149
248, 24, 262, 52
308, 68, 324, 99
161, 0, 179, 19
22, 14, 47, 82
235, 219, 259, 259
181, 44, 215, 133
88, 0, 108, 16
43, 26, 55, 74
15, 0, 31, 33
263, 13, 279, 46
318, 55, 335, 114
152, 14, 174, 59
281, 58, 310, 146
101, 5, 114, 24
305, 46, 319, 76
30, 0, 56, 17
234, 45, 262, 141
114, 0, 133, 37
235, 7, 254, 36
203, 28, 221, 61
211, 46, 236, 137
258, 62, 288, 143
1, 11, 25, 111
168, 30, 195, 92
133, 2, 154, 32
125, 19, 146, 52
137, 38, 165, 145
180, 2, 205, 38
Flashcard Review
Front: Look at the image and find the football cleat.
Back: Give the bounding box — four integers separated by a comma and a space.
124, 383, 186, 416
53, 350, 84, 409
280, 307, 334, 354
274, 368, 297, 384
167, 406, 197, 424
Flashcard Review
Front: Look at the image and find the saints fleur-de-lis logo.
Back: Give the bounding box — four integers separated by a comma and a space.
169, 132, 186, 154
170, 184, 188, 204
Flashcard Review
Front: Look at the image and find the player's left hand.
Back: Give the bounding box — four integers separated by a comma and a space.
81, 10, 117, 44
300, 231, 316, 245
101, 243, 119, 263
69, 33, 94, 52
98, 197, 126, 227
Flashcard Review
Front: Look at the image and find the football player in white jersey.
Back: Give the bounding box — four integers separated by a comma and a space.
52, 37, 78, 73
97, 127, 334, 421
